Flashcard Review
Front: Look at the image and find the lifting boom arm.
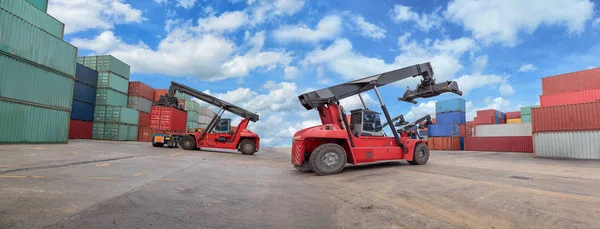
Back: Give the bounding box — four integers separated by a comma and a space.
398, 115, 432, 132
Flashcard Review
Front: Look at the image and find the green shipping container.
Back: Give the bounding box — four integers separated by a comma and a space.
185, 100, 201, 113
0, 99, 69, 143
187, 121, 199, 129
81, 55, 130, 79
0, 53, 74, 110
128, 125, 139, 141
94, 105, 139, 125
520, 106, 540, 116
92, 122, 105, 139
26, 0, 47, 12
0, 8, 76, 76
97, 72, 128, 94
521, 114, 532, 123
176, 91, 191, 101
104, 123, 137, 141
95, 88, 127, 107
0, 0, 63, 38
187, 110, 199, 123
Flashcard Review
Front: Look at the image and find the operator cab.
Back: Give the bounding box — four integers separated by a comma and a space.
214, 118, 232, 134
350, 109, 384, 137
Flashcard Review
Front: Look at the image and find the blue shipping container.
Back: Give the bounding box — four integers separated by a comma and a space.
428, 124, 460, 137
460, 137, 464, 150
435, 111, 466, 124
436, 98, 466, 114
75, 63, 98, 86
73, 81, 96, 104
71, 100, 94, 121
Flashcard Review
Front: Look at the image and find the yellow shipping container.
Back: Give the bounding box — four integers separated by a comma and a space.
507, 118, 521, 124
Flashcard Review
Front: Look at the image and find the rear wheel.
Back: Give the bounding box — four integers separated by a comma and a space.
181, 136, 197, 150
309, 143, 347, 176
410, 143, 430, 165
239, 139, 256, 155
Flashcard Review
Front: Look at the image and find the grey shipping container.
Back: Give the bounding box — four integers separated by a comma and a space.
80, 55, 130, 79
127, 96, 152, 113
199, 107, 216, 117
97, 72, 128, 94
0, 8, 77, 76
534, 131, 600, 159
475, 123, 532, 137
95, 88, 127, 107
0, 53, 74, 110
93, 105, 139, 125
0, 0, 63, 38
0, 98, 69, 143
198, 115, 213, 124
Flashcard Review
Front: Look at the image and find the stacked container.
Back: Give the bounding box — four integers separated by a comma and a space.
0, 1, 76, 143
466, 108, 533, 153
473, 109, 506, 125
427, 99, 465, 150
198, 107, 217, 129
520, 106, 538, 123
69, 64, 98, 139
127, 82, 154, 127
505, 111, 521, 124
532, 68, 600, 159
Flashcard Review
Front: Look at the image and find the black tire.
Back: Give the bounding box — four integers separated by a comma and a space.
309, 143, 347, 176
239, 139, 256, 155
152, 143, 164, 147
181, 136, 197, 150
410, 143, 430, 165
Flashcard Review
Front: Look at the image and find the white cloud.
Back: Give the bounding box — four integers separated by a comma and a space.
445, 0, 595, 46
248, 0, 305, 25
518, 64, 537, 72
472, 55, 488, 74
177, 0, 197, 9
466, 97, 512, 120
48, 0, 145, 34
222, 51, 292, 78
405, 101, 437, 120
391, 4, 443, 31
246, 31, 266, 53
352, 16, 386, 40
594, 18, 600, 28
499, 83, 516, 96
588, 66, 596, 70
339, 94, 378, 111
197, 11, 248, 32
284, 66, 301, 79
273, 15, 342, 43
454, 74, 506, 94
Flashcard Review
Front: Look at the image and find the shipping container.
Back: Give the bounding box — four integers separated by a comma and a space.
436, 98, 465, 113
0, 53, 74, 110
73, 81, 96, 104
138, 112, 151, 127
0, 8, 76, 76
475, 123, 532, 137
476, 109, 500, 118
80, 55, 130, 79
187, 121, 199, 130
505, 111, 520, 119
95, 88, 127, 106
69, 120, 93, 139
137, 127, 176, 142
540, 88, 600, 107
0, 0, 62, 38
542, 68, 600, 95
93, 105, 139, 125
199, 107, 217, 117
97, 72, 128, 94
459, 124, 466, 137
198, 115, 213, 124
187, 110, 200, 123
128, 82, 154, 100
464, 136, 533, 153
154, 89, 168, 102
531, 101, 600, 133
520, 106, 539, 116
92, 122, 105, 140
507, 118, 521, 124
474, 116, 495, 125
521, 114, 532, 123
427, 124, 460, 137
435, 111, 466, 124
26, 0, 48, 12
0, 99, 69, 143
534, 131, 600, 159
427, 137, 462, 150
466, 121, 474, 137
71, 100, 94, 122
127, 96, 152, 113
75, 63, 98, 86
102, 123, 138, 141
185, 100, 201, 113
150, 106, 187, 132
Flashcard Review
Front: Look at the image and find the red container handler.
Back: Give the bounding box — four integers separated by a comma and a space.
539, 88, 600, 107
464, 136, 533, 153
542, 68, 600, 95
69, 120, 93, 139
532, 101, 600, 133
138, 127, 187, 142
129, 82, 155, 101
150, 106, 187, 132
505, 111, 521, 119
139, 112, 151, 127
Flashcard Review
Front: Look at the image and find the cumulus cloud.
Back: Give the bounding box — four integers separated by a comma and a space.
466, 97, 512, 120
472, 55, 488, 74
177, 0, 197, 9
284, 66, 301, 79
273, 15, 342, 43
390, 4, 443, 31
351, 16, 386, 40
405, 101, 437, 120
248, 0, 305, 25
196, 11, 248, 32
518, 64, 537, 72
48, 0, 145, 34
594, 18, 600, 28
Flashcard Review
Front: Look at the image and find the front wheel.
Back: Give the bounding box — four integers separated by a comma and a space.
409, 143, 430, 165
309, 143, 347, 176
181, 136, 197, 150
239, 139, 256, 155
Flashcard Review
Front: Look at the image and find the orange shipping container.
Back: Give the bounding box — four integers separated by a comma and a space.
532, 101, 600, 133
154, 89, 168, 102
542, 68, 600, 95
540, 88, 600, 107
427, 137, 461, 150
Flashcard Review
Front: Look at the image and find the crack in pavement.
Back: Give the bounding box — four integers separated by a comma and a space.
0, 156, 142, 175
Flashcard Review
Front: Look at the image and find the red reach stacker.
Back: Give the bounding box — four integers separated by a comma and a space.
291, 63, 463, 175
155, 82, 260, 155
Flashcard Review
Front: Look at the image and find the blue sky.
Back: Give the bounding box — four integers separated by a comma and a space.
49, 0, 600, 146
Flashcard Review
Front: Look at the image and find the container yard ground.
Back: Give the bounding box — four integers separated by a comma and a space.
1, 141, 599, 229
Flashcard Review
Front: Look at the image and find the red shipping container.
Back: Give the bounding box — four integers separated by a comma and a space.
474, 116, 495, 125
150, 106, 187, 132
427, 137, 461, 150
540, 88, 600, 107
459, 124, 466, 137
532, 101, 600, 133
138, 127, 186, 142
154, 89, 168, 102
542, 68, 600, 95
476, 109, 498, 118
464, 136, 532, 153
129, 82, 155, 101
69, 120, 93, 139
505, 111, 521, 119
139, 112, 151, 127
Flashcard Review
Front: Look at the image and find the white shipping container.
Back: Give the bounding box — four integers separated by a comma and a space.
534, 131, 600, 159
198, 115, 213, 124
199, 107, 216, 117
475, 123, 532, 137
127, 96, 152, 113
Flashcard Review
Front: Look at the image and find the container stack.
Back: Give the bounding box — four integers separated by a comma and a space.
69, 64, 98, 139
427, 99, 466, 150
520, 106, 538, 123
185, 100, 202, 131
128, 82, 154, 127
473, 109, 506, 125
505, 111, 521, 124
0, 0, 77, 143
78, 55, 139, 141
198, 107, 217, 129
532, 68, 600, 159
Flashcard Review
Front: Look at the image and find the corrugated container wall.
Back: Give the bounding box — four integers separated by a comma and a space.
128, 82, 154, 101
505, 111, 521, 119
69, 120, 93, 139
464, 137, 533, 153
534, 131, 600, 159
540, 88, 600, 107
520, 106, 539, 116
507, 118, 521, 124
95, 88, 127, 106
199, 107, 217, 117
73, 82, 96, 104
427, 137, 462, 150
0, 8, 76, 76
475, 124, 532, 137
542, 68, 600, 95
102, 123, 137, 141
26, 0, 48, 12
531, 101, 600, 133
75, 63, 98, 87
127, 96, 152, 114
0, 0, 62, 38
0, 99, 69, 143
138, 112, 151, 127
71, 100, 94, 122
0, 53, 74, 110
198, 115, 213, 124
154, 89, 167, 102
436, 98, 465, 113
187, 111, 200, 123
521, 115, 532, 123
150, 106, 187, 132
185, 100, 201, 113
93, 106, 139, 125
428, 124, 460, 137
435, 111, 466, 124
97, 72, 129, 94
80, 55, 130, 79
